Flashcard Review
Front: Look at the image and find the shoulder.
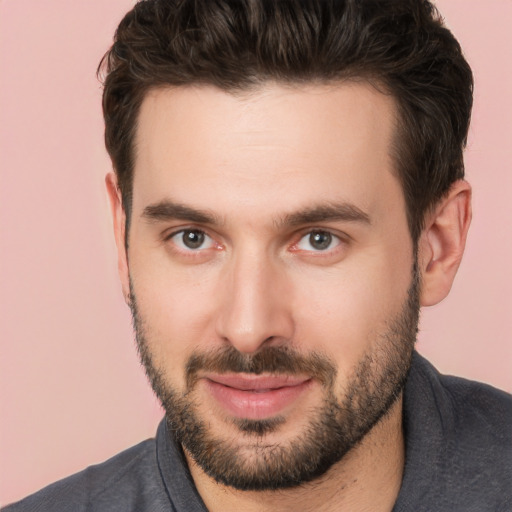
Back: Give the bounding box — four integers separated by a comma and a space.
436, 369, 512, 485
1, 438, 171, 512
397, 353, 512, 512
440, 371, 512, 436
412, 352, 512, 442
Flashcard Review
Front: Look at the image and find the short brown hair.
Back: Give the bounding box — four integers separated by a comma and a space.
99, 0, 473, 241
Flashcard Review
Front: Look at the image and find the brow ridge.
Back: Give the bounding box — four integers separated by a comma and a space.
280, 203, 371, 227
142, 200, 219, 225
141, 199, 370, 228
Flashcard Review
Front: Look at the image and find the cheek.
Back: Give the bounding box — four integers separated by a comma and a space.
129, 256, 220, 377
292, 252, 413, 375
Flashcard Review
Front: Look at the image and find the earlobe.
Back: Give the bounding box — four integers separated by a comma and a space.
418, 180, 472, 307
105, 173, 131, 304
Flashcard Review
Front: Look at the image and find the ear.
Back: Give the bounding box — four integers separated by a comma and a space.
105, 172, 131, 304
418, 180, 472, 307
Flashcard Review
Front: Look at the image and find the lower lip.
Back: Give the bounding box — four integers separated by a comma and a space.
204, 378, 312, 420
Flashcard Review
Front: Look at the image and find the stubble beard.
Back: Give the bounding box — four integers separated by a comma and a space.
129, 269, 419, 491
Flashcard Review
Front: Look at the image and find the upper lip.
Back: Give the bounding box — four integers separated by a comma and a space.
204, 374, 311, 391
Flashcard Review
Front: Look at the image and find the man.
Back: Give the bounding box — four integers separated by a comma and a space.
3, 0, 511, 511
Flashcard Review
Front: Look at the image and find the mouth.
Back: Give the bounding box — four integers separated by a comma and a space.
202, 374, 313, 420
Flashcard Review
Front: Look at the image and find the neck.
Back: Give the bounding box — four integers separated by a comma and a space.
186, 396, 405, 512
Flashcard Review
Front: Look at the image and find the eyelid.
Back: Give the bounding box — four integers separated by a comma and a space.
162, 224, 206, 241
163, 227, 219, 253
289, 228, 349, 254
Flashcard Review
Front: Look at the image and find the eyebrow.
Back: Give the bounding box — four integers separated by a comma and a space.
141, 199, 370, 228
142, 201, 220, 225
279, 203, 371, 227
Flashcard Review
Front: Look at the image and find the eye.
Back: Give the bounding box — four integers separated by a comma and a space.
295, 230, 341, 252
168, 229, 215, 251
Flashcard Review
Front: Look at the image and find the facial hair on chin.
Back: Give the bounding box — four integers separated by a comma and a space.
128, 268, 419, 491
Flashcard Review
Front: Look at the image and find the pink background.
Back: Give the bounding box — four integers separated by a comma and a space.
0, 0, 511, 505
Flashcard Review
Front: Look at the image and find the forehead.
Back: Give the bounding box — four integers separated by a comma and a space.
132, 82, 401, 221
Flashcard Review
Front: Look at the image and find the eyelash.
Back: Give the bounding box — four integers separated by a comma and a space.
164, 228, 220, 253
293, 230, 343, 253
163, 227, 348, 258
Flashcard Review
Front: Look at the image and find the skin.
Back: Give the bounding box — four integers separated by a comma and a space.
106, 82, 471, 512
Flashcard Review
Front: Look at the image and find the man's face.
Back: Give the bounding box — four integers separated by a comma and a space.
125, 83, 418, 489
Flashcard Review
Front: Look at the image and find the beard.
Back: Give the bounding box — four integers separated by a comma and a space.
129, 267, 419, 491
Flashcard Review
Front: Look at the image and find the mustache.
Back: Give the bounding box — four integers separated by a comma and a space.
185, 345, 337, 390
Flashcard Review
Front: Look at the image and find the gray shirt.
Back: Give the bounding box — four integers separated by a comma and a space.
3, 352, 512, 511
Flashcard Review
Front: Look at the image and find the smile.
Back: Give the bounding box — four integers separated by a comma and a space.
203, 374, 313, 420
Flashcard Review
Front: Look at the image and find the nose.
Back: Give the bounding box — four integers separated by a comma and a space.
214, 248, 294, 354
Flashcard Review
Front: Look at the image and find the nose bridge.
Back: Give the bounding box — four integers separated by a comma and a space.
215, 243, 293, 353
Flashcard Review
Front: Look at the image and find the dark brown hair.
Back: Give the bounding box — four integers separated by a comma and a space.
99, 0, 473, 241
